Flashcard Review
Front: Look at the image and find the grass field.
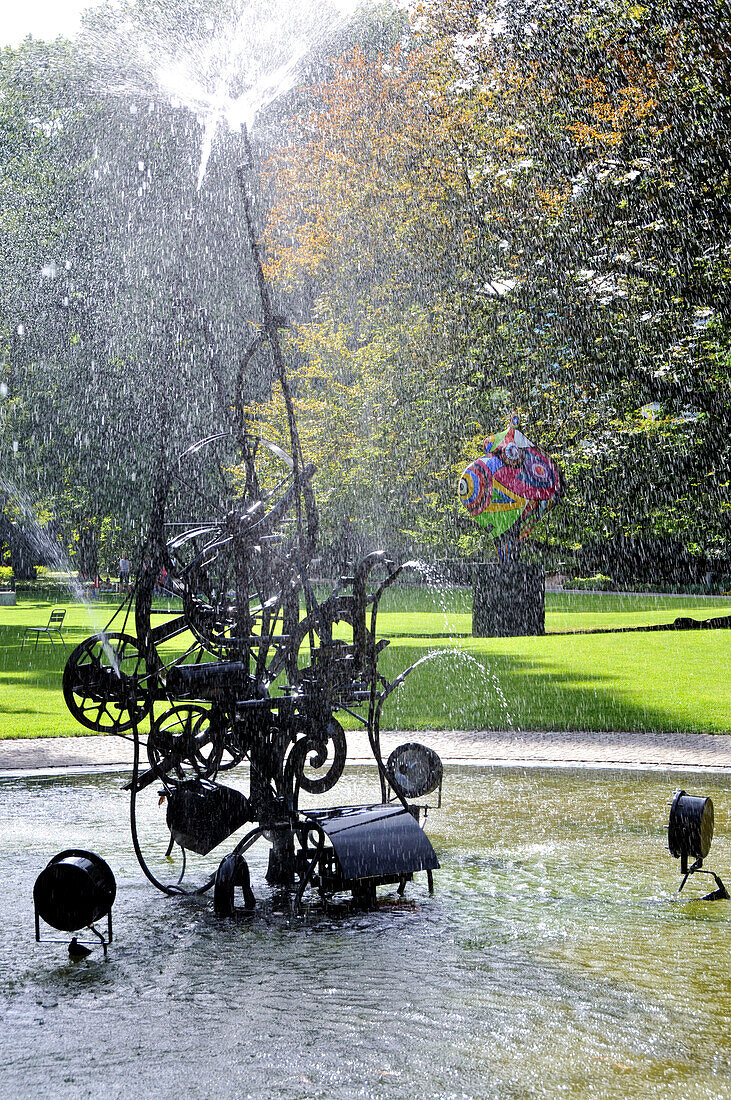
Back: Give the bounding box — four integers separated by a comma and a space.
0, 589, 729, 738
366, 586, 731, 636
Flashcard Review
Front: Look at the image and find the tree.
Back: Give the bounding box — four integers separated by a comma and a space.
2, 0, 729, 576
0, 7, 280, 572
263, 0, 731, 563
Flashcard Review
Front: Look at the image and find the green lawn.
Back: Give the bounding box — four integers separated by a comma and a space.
0, 589, 729, 738
377, 632, 730, 733
369, 586, 731, 636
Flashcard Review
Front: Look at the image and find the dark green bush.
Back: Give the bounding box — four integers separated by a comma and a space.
568, 574, 615, 591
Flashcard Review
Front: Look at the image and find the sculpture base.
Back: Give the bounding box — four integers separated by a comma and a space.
472, 564, 545, 637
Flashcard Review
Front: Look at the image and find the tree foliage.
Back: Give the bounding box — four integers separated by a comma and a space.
0, 10, 277, 572
264, 0, 731, 561
0, 0, 729, 578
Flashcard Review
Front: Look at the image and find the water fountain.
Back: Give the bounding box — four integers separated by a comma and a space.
3, 6, 730, 1096
54, 97, 442, 920
8, 766, 731, 1097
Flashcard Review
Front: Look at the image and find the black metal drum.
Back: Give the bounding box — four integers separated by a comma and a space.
386, 742, 443, 799
34, 850, 116, 932
668, 790, 714, 862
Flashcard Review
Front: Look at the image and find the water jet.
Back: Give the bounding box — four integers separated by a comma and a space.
54, 126, 443, 923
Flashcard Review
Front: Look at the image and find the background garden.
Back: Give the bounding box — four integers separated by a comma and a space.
1, 0, 730, 740
1, 0, 730, 583
2, 585, 729, 737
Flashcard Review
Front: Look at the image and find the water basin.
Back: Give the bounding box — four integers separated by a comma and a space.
1, 765, 730, 1098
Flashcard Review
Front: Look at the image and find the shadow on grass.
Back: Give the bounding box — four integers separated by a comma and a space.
0, 619, 114, 659
0, 637, 74, 679
0, 653, 69, 682
375, 643, 704, 735
0, 626, 91, 720
381, 618, 731, 640
0, 623, 721, 737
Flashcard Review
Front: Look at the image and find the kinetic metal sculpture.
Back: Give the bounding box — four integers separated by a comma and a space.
61, 136, 440, 915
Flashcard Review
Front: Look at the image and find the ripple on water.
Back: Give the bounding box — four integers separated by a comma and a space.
1, 766, 730, 1099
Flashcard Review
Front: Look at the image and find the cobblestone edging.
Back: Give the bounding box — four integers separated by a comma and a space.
2, 728, 731, 775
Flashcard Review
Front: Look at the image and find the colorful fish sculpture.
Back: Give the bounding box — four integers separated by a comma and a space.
458, 418, 562, 544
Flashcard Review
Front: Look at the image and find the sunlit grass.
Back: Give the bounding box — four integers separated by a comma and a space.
371, 586, 731, 636
377, 632, 730, 733
0, 589, 729, 738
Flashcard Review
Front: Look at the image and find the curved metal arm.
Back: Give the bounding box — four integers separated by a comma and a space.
294, 822, 326, 908
366, 665, 421, 810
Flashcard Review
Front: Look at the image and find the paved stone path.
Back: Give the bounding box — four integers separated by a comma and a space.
2, 728, 731, 774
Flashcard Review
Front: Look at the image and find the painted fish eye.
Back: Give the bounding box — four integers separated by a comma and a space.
458, 477, 469, 499
504, 442, 521, 463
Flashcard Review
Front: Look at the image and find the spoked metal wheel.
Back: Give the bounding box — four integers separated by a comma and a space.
147, 703, 244, 781
163, 434, 309, 672
62, 632, 154, 733
174, 529, 299, 667
147, 703, 216, 780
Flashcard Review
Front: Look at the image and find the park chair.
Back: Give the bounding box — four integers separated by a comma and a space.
21, 607, 68, 651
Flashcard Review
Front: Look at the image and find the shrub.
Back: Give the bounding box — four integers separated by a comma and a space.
569, 574, 615, 591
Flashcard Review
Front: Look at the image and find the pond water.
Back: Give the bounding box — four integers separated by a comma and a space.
2, 765, 730, 1099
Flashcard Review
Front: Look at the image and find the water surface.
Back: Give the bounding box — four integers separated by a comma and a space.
1, 766, 730, 1098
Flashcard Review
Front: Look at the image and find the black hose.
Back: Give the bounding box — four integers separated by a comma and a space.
128, 712, 215, 897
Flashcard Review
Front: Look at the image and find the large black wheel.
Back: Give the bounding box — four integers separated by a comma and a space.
62, 632, 153, 734
163, 436, 309, 674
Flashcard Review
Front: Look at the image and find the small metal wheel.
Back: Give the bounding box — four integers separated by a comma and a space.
62, 632, 153, 733
147, 703, 224, 781
386, 742, 443, 799
162, 434, 308, 668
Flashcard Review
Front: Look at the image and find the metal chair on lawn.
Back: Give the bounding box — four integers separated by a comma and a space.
21, 608, 68, 652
